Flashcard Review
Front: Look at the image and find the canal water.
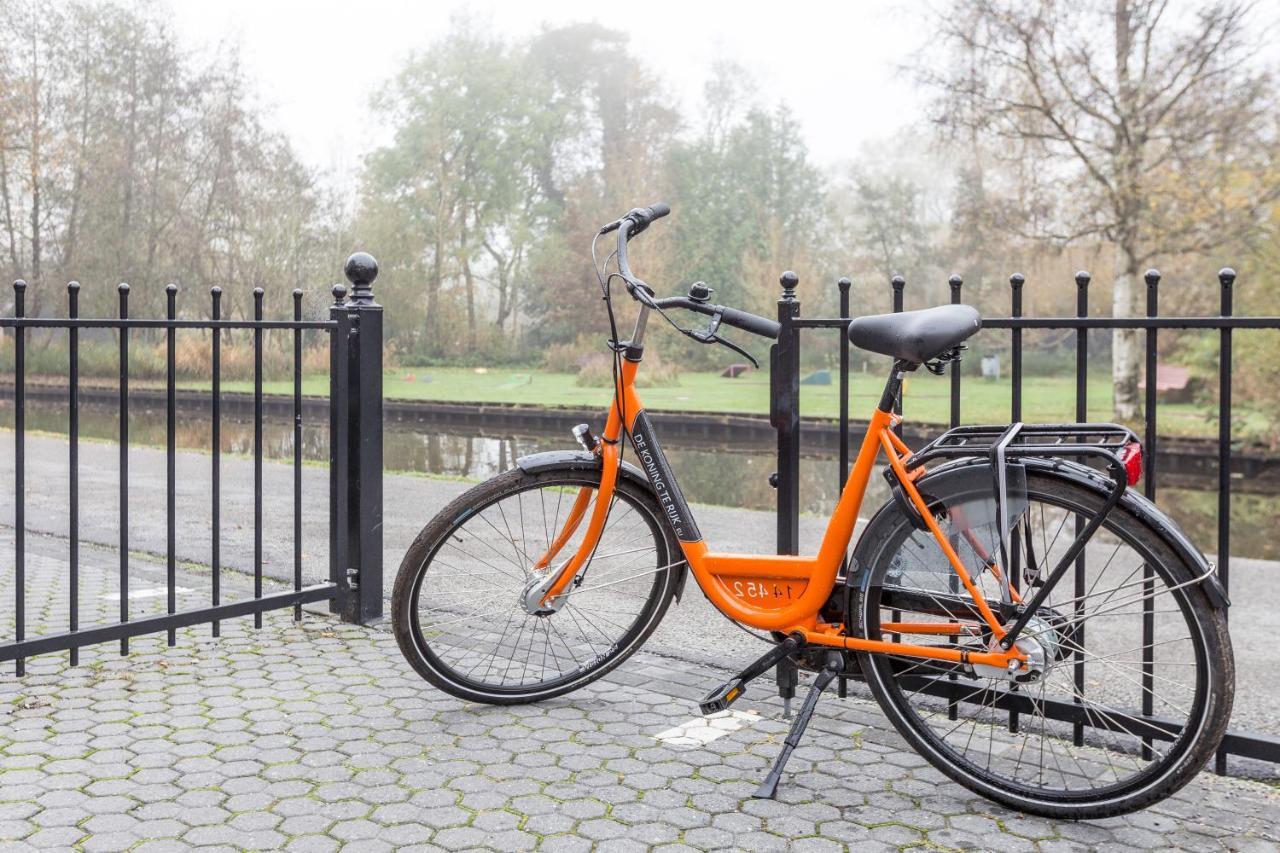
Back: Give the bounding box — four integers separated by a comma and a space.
3, 399, 1277, 561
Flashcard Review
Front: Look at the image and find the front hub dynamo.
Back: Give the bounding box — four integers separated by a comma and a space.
520, 568, 570, 616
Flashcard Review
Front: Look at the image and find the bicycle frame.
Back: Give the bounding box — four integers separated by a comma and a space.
534, 309, 1025, 673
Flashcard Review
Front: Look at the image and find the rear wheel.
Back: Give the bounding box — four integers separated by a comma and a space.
853, 469, 1233, 818
392, 465, 679, 704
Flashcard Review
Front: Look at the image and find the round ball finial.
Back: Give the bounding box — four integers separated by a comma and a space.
837, 276, 851, 292
117, 282, 130, 294
210, 285, 222, 297
948, 274, 963, 290
1218, 267, 1236, 287
890, 274, 905, 292
292, 288, 304, 298
345, 252, 379, 304
67, 280, 80, 292
1075, 270, 1091, 287
332, 283, 348, 305
1009, 273, 1025, 290
1144, 269, 1161, 287
779, 271, 799, 300
166, 283, 178, 295
253, 287, 264, 298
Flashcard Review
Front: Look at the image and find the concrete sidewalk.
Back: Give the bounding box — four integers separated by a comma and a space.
1, 528, 1279, 851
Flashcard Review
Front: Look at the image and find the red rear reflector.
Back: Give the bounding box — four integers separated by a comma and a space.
1119, 441, 1143, 486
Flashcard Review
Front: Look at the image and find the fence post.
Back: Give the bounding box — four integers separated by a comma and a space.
1072, 270, 1091, 748
329, 285, 351, 620
1006, 271, 1024, 735
948, 275, 962, 428
837, 277, 851, 493
769, 270, 801, 714
1009, 273, 1025, 422
772, 270, 801, 557
1216, 266, 1235, 775
1141, 268, 1161, 760
13, 279, 25, 677
336, 252, 384, 624
891, 275, 905, 438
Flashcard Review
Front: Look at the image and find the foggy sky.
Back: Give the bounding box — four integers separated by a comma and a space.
170, 0, 925, 187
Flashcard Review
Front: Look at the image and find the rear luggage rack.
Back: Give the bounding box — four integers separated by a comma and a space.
894, 422, 1143, 652
905, 422, 1141, 473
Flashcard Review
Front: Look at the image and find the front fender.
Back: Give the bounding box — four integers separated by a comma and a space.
514, 449, 690, 603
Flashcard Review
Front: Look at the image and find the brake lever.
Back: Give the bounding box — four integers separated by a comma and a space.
710, 334, 759, 369
684, 307, 759, 368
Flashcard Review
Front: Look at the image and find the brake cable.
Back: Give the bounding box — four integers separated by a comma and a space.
684, 306, 760, 367
614, 273, 761, 367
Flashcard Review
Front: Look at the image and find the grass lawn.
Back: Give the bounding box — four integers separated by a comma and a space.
187, 365, 1250, 438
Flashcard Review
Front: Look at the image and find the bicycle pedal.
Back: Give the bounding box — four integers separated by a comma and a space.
699, 678, 746, 715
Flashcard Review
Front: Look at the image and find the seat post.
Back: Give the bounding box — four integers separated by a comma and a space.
877, 360, 914, 413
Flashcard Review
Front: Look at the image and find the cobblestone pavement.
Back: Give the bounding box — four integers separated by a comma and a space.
1, 531, 1279, 851
4, 434, 1280, 746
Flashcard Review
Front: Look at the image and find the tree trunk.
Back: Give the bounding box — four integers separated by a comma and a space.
120, 41, 139, 275
0, 148, 19, 272
427, 223, 442, 352
1110, 0, 1143, 423
1112, 241, 1143, 422
28, 20, 42, 291
463, 255, 476, 350
460, 209, 475, 351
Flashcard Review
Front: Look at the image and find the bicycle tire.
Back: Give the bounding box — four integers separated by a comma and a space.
392, 464, 679, 704
852, 468, 1233, 819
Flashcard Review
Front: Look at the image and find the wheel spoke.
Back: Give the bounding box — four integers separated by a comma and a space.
403, 474, 668, 693
867, 479, 1216, 807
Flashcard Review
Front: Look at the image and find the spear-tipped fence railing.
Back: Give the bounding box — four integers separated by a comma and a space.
0, 253, 384, 673
769, 267, 1280, 774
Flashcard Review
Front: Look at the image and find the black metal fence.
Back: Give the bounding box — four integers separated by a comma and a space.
768, 267, 1280, 773
0, 253, 383, 674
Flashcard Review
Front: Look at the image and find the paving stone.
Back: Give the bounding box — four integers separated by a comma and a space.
575, 818, 630, 841
431, 826, 490, 850
278, 825, 342, 850
25, 826, 87, 848
0, 529, 1276, 853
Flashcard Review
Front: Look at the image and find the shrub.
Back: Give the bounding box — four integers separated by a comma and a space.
575, 351, 680, 388
541, 334, 601, 374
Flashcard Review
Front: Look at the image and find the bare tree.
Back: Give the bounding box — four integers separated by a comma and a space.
922, 0, 1279, 420
0, 1, 333, 320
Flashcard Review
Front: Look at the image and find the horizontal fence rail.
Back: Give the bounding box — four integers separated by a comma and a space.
769, 267, 1280, 775
0, 253, 384, 673
0, 319, 336, 329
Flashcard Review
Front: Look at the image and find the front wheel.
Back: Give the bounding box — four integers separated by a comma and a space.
853, 468, 1233, 819
392, 465, 679, 704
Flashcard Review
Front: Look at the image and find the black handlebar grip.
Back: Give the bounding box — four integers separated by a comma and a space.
625, 202, 671, 237
645, 202, 670, 221
719, 306, 780, 340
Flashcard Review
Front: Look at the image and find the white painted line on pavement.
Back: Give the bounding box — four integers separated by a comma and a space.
103, 586, 196, 602
652, 709, 760, 747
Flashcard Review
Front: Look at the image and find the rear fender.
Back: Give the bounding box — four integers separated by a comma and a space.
514, 450, 691, 602
854, 455, 1228, 609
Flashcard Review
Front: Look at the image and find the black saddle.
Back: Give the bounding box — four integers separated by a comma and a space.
847, 305, 981, 364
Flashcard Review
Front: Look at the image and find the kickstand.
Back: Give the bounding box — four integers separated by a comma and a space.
755, 651, 843, 800
776, 656, 798, 720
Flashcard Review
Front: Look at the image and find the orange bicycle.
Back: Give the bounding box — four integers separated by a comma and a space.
392, 203, 1233, 818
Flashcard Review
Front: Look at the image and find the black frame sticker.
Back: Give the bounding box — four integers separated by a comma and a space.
630, 411, 701, 542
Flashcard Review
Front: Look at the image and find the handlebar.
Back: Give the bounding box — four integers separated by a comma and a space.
606, 202, 778, 341
653, 296, 780, 340
598, 203, 670, 238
